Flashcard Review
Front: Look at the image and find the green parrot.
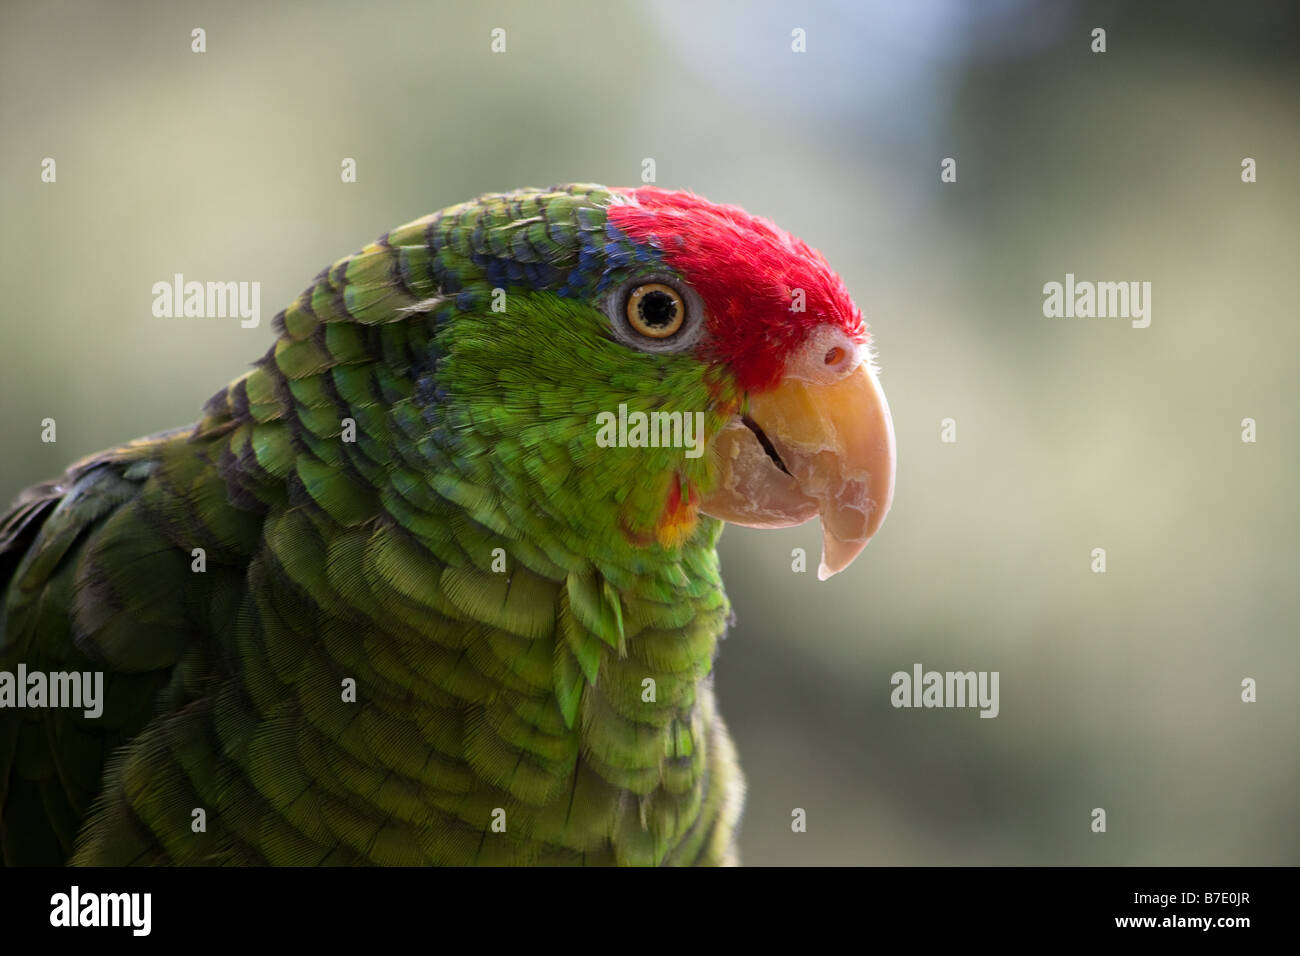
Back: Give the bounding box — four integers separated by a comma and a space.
0, 184, 894, 866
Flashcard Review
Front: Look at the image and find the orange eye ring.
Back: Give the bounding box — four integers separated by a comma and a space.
624, 283, 686, 338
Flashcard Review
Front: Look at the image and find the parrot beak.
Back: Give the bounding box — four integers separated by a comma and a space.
700, 331, 896, 580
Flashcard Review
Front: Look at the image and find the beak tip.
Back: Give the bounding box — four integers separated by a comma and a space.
816, 527, 873, 581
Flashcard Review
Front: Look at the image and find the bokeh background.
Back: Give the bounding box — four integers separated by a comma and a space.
1, 0, 1296, 864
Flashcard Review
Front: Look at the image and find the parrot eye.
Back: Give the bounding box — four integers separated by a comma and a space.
625, 283, 685, 338
606, 275, 704, 353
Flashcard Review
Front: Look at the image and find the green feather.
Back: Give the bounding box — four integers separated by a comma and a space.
0, 185, 745, 866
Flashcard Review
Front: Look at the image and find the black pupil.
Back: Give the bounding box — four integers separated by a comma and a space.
638, 291, 678, 329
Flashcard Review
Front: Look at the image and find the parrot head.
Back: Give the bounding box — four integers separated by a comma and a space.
411, 184, 895, 580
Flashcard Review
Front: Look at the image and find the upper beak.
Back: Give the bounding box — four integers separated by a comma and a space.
700, 346, 895, 580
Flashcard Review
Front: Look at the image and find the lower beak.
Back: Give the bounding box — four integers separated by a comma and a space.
701, 362, 895, 579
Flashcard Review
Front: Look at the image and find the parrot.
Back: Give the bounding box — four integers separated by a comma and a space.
0, 184, 895, 866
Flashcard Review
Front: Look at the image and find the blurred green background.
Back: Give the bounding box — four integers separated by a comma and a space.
1, 0, 1296, 864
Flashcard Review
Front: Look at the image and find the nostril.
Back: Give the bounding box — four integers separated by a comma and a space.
795, 327, 861, 384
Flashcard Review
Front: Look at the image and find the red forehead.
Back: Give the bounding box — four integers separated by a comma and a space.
608, 186, 866, 392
